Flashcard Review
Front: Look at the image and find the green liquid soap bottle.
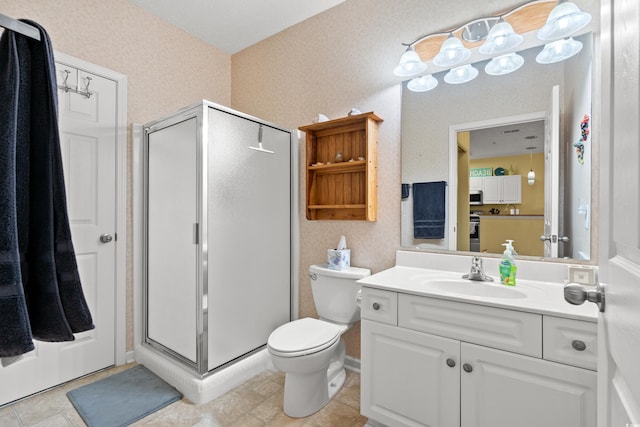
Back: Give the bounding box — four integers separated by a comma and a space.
499, 240, 517, 286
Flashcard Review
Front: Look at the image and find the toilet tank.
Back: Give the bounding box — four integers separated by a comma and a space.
309, 264, 371, 325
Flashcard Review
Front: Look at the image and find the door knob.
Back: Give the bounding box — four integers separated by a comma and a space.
463, 363, 473, 373
540, 234, 568, 243
99, 233, 113, 243
564, 282, 605, 312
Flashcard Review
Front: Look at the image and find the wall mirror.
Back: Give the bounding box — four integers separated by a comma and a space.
400, 1, 597, 263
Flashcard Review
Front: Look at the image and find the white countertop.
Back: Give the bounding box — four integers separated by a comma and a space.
358, 265, 598, 322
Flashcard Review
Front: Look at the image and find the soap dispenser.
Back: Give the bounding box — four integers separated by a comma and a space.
499, 240, 517, 286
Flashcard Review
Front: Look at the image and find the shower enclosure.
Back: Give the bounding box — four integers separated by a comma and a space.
142, 101, 293, 375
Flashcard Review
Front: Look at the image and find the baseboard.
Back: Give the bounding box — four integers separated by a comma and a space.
344, 355, 360, 373
124, 350, 136, 365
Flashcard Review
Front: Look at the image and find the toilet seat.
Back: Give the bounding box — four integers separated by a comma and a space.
268, 318, 341, 358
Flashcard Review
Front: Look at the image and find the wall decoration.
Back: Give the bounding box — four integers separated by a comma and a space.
573, 114, 590, 164
470, 167, 493, 177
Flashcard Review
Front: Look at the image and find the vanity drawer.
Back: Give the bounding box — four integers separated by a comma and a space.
543, 316, 597, 370
398, 294, 542, 357
361, 287, 398, 326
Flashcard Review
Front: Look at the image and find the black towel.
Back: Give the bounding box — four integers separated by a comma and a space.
401, 183, 410, 199
412, 181, 446, 239
0, 26, 35, 357
0, 21, 94, 357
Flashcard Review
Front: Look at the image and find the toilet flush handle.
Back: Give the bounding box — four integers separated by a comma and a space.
355, 290, 362, 307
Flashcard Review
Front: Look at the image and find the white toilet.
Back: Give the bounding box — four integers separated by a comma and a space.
267, 264, 370, 418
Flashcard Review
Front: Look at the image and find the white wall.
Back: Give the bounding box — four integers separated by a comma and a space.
564, 36, 593, 260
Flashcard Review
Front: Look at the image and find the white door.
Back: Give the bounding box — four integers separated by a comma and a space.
543, 85, 560, 257
0, 64, 117, 405
598, 0, 640, 424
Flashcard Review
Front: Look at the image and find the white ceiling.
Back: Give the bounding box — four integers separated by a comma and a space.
470, 120, 545, 159
128, 0, 347, 54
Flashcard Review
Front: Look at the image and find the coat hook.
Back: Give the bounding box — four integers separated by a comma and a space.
62, 69, 71, 92
83, 76, 92, 98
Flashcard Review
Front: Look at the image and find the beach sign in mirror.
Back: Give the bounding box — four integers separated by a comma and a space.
470, 167, 492, 177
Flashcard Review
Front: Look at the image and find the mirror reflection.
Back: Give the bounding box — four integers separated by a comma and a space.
401, 32, 594, 261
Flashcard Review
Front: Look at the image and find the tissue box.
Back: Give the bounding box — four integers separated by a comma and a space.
327, 249, 350, 271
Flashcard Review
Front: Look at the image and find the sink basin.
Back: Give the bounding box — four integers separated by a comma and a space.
424, 279, 527, 299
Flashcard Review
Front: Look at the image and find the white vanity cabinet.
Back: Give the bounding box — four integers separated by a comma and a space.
360, 287, 597, 427
362, 320, 461, 427
482, 175, 521, 204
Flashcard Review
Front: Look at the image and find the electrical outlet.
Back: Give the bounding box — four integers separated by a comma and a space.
568, 265, 596, 286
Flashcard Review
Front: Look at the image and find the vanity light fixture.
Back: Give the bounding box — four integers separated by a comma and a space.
444, 64, 479, 84
537, 0, 592, 41
485, 52, 525, 75
407, 74, 439, 92
536, 37, 583, 64
461, 18, 499, 42
479, 17, 524, 55
396, 0, 593, 93
393, 46, 427, 77
433, 33, 472, 67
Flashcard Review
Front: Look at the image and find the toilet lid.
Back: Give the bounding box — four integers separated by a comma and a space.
268, 318, 341, 356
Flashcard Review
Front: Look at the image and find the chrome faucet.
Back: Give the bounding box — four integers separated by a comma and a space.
462, 256, 494, 282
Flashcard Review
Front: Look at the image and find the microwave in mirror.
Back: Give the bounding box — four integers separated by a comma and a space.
470, 190, 483, 205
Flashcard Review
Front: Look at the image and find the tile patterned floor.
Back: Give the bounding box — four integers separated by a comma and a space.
0, 363, 367, 426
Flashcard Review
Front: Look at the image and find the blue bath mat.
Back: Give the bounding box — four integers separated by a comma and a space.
67, 364, 182, 427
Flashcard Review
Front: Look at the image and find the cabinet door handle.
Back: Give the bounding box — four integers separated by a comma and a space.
372, 302, 381, 311
446, 358, 456, 368
572, 340, 587, 351
463, 363, 473, 373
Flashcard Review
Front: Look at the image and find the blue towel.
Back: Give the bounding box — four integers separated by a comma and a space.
0, 20, 94, 357
412, 181, 446, 239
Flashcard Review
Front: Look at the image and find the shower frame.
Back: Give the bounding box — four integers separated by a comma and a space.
141, 100, 296, 376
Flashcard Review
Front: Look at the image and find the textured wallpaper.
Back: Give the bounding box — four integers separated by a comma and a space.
4, 0, 597, 360
229, 0, 598, 358
4, 0, 231, 124
230, 0, 530, 357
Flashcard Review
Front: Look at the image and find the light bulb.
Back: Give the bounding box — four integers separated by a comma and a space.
394, 49, 427, 77
527, 170, 536, 185
485, 53, 524, 76
433, 34, 471, 67
407, 75, 438, 92
444, 64, 479, 84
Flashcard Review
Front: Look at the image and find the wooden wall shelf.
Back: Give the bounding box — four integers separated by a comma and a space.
299, 112, 382, 221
